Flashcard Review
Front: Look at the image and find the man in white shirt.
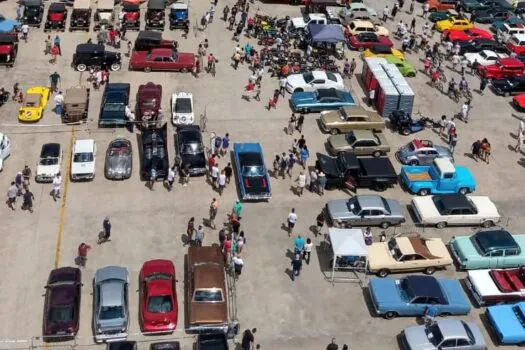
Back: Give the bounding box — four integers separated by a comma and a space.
54, 91, 64, 115
52, 172, 62, 202
296, 171, 306, 196
279, 76, 287, 96
218, 171, 226, 195
211, 164, 219, 189
287, 208, 297, 236
166, 167, 176, 192
232, 254, 244, 279
7, 182, 17, 210
21, 24, 29, 41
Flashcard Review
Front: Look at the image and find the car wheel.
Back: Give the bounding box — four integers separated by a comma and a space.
384, 311, 398, 319
379, 221, 390, 229
377, 269, 390, 278
406, 72, 416, 78
144, 66, 151, 73
330, 128, 340, 135
409, 159, 419, 166
110, 63, 121, 71
424, 266, 436, 275
301, 108, 309, 113
482, 220, 494, 228
76, 63, 87, 72
294, 88, 304, 93
458, 187, 469, 195
181, 68, 188, 73
436, 221, 447, 229
417, 188, 430, 196
372, 151, 382, 158
374, 183, 387, 192
401, 127, 411, 136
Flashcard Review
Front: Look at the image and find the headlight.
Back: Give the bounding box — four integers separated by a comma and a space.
34, 16, 37, 20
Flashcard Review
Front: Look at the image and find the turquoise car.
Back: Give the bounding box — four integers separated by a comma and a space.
290, 88, 355, 113
449, 230, 525, 270
487, 302, 525, 345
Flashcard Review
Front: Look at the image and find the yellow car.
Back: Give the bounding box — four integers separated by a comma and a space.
363, 45, 405, 60
435, 16, 474, 32
18, 86, 50, 122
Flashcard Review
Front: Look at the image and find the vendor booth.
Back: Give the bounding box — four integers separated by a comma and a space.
308, 23, 346, 43
328, 228, 368, 285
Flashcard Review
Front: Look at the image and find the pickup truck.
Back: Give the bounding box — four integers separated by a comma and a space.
291, 13, 341, 30
400, 158, 476, 196
316, 152, 398, 192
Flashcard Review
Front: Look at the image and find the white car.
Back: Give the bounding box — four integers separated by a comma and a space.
286, 71, 344, 94
171, 92, 194, 125
464, 50, 508, 66
291, 13, 327, 30
0, 132, 11, 172
411, 194, 501, 229
466, 268, 525, 306
36, 143, 62, 183
71, 139, 96, 181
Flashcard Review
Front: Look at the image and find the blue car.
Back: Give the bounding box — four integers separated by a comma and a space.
233, 143, 272, 201
290, 88, 355, 113
368, 275, 471, 319
487, 302, 525, 345
0, 14, 20, 33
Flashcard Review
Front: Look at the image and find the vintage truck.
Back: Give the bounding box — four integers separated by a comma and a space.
316, 152, 398, 192
400, 158, 476, 196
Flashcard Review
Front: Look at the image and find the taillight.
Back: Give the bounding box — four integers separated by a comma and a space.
262, 178, 267, 188
244, 178, 250, 188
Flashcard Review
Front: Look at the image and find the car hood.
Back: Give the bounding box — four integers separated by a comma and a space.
291, 17, 306, 27
320, 110, 342, 124
488, 304, 525, 339
99, 317, 126, 330
71, 161, 95, 174
0, 18, 20, 33
37, 164, 60, 176
450, 236, 479, 261
412, 197, 441, 220
469, 196, 500, 217
182, 152, 206, 168
106, 155, 131, 172
491, 78, 511, 89
326, 199, 351, 220
328, 134, 348, 149
403, 326, 436, 350
291, 91, 315, 104
369, 278, 403, 304
368, 243, 396, 269
286, 74, 306, 88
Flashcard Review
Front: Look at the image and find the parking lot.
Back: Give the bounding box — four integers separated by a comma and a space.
1, 0, 525, 348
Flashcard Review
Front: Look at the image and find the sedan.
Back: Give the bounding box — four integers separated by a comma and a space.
464, 49, 508, 66
471, 8, 511, 23
290, 88, 355, 113
458, 38, 509, 54
104, 138, 132, 180
444, 28, 493, 41
327, 129, 390, 157
492, 75, 525, 96
487, 302, 525, 345
285, 71, 344, 94
347, 32, 393, 50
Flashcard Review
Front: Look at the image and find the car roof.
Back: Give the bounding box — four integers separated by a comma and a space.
436, 320, 468, 339
41, 143, 61, 157
397, 236, 439, 259
194, 264, 225, 289
74, 139, 95, 152
358, 157, 396, 177
316, 88, 340, 98
148, 0, 165, 9
474, 229, 518, 250
76, 43, 105, 53
435, 193, 471, 210
49, 2, 66, 11
100, 280, 124, 306
25, 0, 41, 7
349, 129, 375, 140
137, 30, 162, 41
73, 0, 90, 9
170, 2, 188, 9
404, 275, 445, 301
512, 33, 525, 41
355, 195, 385, 210
0, 34, 18, 44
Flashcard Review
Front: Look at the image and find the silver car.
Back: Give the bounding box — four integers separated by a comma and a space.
396, 139, 453, 166
93, 266, 129, 343
401, 320, 487, 350
325, 195, 405, 229
104, 139, 132, 180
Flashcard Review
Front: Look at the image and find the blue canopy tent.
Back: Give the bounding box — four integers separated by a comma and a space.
308, 23, 346, 43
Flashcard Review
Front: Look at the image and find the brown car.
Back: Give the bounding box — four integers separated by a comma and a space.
186, 245, 228, 334
327, 129, 390, 157
319, 106, 385, 135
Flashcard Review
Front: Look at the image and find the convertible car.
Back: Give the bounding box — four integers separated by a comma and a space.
104, 138, 132, 180
487, 302, 525, 345
466, 268, 525, 306
290, 88, 355, 113
18, 86, 50, 122
233, 143, 271, 201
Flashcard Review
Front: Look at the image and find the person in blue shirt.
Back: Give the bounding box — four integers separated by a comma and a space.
221, 133, 230, 157
54, 35, 61, 56
300, 145, 310, 170
294, 234, 305, 254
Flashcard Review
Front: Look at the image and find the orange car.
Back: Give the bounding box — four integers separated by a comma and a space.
513, 94, 525, 111
427, 0, 456, 12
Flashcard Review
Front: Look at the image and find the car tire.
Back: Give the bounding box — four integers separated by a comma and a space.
377, 269, 390, 278
417, 188, 430, 196
144, 66, 151, 73
409, 159, 419, 166
424, 266, 436, 275
401, 127, 411, 136
374, 183, 387, 192
406, 72, 416, 78
482, 220, 494, 228
384, 311, 398, 319
301, 108, 309, 113
294, 88, 304, 93
379, 221, 390, 229
330, 128, 340, 135
110, 63, 121, 71
372, 151, 382, 158
436, 221, 447, 229
76, 63, 87, 72
458, 187, 469, 195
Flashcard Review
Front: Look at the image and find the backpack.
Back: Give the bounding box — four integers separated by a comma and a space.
214, 136, 222, 149
288, 156, 296, 166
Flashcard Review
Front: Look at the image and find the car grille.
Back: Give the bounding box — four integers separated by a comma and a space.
189, 167, 206, 175
36, 175, 54, 182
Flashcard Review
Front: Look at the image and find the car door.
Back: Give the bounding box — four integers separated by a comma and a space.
438, 338, 459, 349
352, 140, 367, 155
164, 56, 179, 70
503, 248, 521, 268
407, 296, 428, 315
489, 249, 504, 268
417, 150, 432, 165
369, 209, 386, 226
399, 254, 422, 271
151, 55, 163, 70
357, 209, 372, 225
447, 208, 463, 225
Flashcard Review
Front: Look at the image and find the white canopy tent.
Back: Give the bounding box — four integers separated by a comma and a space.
328, 228, 368, 285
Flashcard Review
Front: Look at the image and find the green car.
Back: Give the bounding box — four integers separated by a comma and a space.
383, 55, 417, 77
429, 9, 460, 23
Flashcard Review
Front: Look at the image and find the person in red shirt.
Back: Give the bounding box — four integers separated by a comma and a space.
245, 81, 255, 92
281, 64, 290, 77
108, 28, 116, 46
223, 235, 232, 264
77, 243, 91, 267
50, 45, 59, 64
207, 53, 216, 72
208, 154, 216, 174
431, 69, 439, 85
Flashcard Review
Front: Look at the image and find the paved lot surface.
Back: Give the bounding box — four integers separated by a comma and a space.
0, 0, 525, 349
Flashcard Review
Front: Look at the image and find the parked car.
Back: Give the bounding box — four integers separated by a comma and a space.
411, 193, 501, 229
107, 342, 137, 350
318, 106, 385, 134
325, 194, 405, 229
69, 0, 91, 31
449, 229, 525, 269
427, 0, 456, 12
71, 139, 96, 181
104, 138, 132, 180
129, 49, 196, 72
94, 0, 114, 30
497, 22, 525, 41
140, 125, 169, 180
196, 334, 229, 350
458, 38, 509, 54
133, 31, 174, 51
139, 260, 178, 334
369, 275, 471, 319
36, 143, 62, 183
347, 32, 393, 50
400, 158, 476, 196
136, 82, 162, 127
396, 139, 453, 165
174, 125, 206, 176
401, 320, 487, 350
466, 268, 525, 306
492, 75, 525, 95
23, 0, 44, 26
169, 2, 189, 30
383, 55, 417, 77
464, 49, 508, 66
344, 20, 389, 37
461, 0, 485, 12
486, 302, 525, 345
99, 83, 130, 127
290, 88, 355, 113
44, 2, 67, 31
436, 16, 474, 31
285, 71, 344, 94
0, 14, 20, 33
43, 267, 82, 340
122, 3, 140, 30
507, 33, 525, 54
429, 9, 461, 22
327, 129, 390, 157
0, 33, 18, 67
72, 43, 121, 72
338, 3, 377, 19
0, 132, 11, 172
18, 86, 50, 122
145, 0, 165, 30
362, 45, 405, 60
233, 143, 272, 201
471, 8, 511, 23
171, 92, 194, 125
444, 27, 493, 41
477, 57, 525, 79
491, 17, 525, 34
368, 234, 453, 277
93, 266, 129, 343
513, 93, 525, 110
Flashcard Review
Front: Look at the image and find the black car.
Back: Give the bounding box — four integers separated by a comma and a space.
107, 341, 137, 350
23, 0, 44, 26
458, 38, 508, 54
471, 8, 510, 23
196, 334, 229, 350
460, 0, 486, 12
145, 0, 165, 30
70, 0, 91, 31
99, 83, 130, 127
72, 43, 121, 72
175, 125, 206, 176
478, 0, 513, 10
492, 75, 525, 95
140, 124, 169, 180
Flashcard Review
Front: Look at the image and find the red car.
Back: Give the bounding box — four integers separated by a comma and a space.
348, 32, 393, 50
129, 48, 196, 72
139, 259, 178, 334
513, 94, 525, 110
137, 82, 162, 123
443, 28, 493, 42
477, 57, 525, 79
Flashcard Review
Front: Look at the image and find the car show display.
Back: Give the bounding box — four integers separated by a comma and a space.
233, 143, 272, 201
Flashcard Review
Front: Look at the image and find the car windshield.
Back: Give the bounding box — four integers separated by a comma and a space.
74, 152, 93, 162
303, 72, 314, 83
387, 238, 402, 260
182, 143, 203, 154
242, 165, 264, 176
347, 198, 361, 214
425, 323, 444, 346
99, 306, 124, 320
193, 288, 224, 302
326, 72, 337, 82
147, 295, 173, 313
104, 103, 124, 112
40, 156, 58, 166
345, 133, 357, 144
49, 306, 74, 322
480, 51, 489, 59
109, 147, 131, 157
175, 98, 192, 113
145, 273, 172, 281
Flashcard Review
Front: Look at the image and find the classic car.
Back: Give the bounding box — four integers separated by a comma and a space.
383, 55, 417, 77
435, 17, 474, 32
427, 0, 456, 12
507, 33, 525, 54
0, 14, 20, 33
99, 83, 130, 127
400, 158, 476, 196
487, 302, 525, 345
36, 143, 62, 183
444, 28, 493, 41
150, 342, 181, 350
290, 88, 355, 113
429, 9, 460, 22
169, 2, 189, 30
0, 132, 11, 172
0, 33, 18, 67
69, 0, 91, 31
175, 125, 206, 176
396, 139, 453, 165
171, 92, 194, 125
368, 234, 453, 277
137, 82, 162, 126
94, 0, 114, 30
107, 342, 137, 350
93, 266, 129, 343
196, 334, 228, 350
233, 143, 272, 201
327, 129, 390, 157
72, 43, 122, 72
457, 38, 509, 54
134, 31, 174, 51
129, 49, 196, 73
492, 75, 525, 95
464, 49, 508, 66
325, 194, 405, 229
105, 138, 132, 180
497, 23, 525, 41
186, 246, 229, 334
490, 17, 525, 33
44, 2, 67, 31
62, 86, 90, 123
411, 194, 501, 229
140, 125, 169, 180
122, 3, 141, 30
145, 0, 166, 30
477, 57, 525, 79
513, 93, 525, 110
472, 8, 511, 24
71, 139, 96, 181
368, 275, 471, 319
461, 0, 485, 12
285, 71, 344, 94
478, 0, 513, 10
362, 45, 405, 60
466, 268, 525, 306
23, 0, 44, 26
43, 267, 82, 340
401, 320, 487, 350
139, 260, 178, 334
18, 86, 50, 122
338, 3, 377, 19
345, 20, 389, 37
347, 33, 393, 50
319, 106, 385, 135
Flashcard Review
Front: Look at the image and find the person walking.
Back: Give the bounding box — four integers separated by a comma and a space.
287, 153, 296, 178
449, 132, 458, 154
6, 182, 17, 210
22, 165, 31, 190
224, 163, 233, 184
15, 171, 23, 196
382, 5, 389, 21
479, 76, 487, 95
410, 17, 416, 33
287, 208, 297, 236
294, 234, 305, 255
76, 243, 91, 267
149, 167, 157, 190
237, 231, 246, 253
99, 216, 111, 243
349, 58, 357, 78
209, 198, 219, 229
304, 238, 313, 264
316, 211, 325, 236
279, 153, 287, 179
54, 90, 64, 115
232, 199, 243, 219
481, 138, 491, 163
218, 171, 226, 195
279, 76, 287, 96
54, 35, 62, 56
300, 145, 309, 169
186, 217, 196, 245
241, 328, 257, 350
211, 163, 220, 189
49, 71, 60, 93
52, 172, 62, 201
296, 114, 305, 133
287, 114, 297, 135
516, 129, 524, 152
291, 253, 303, 281
309, 169, 318, 193
21, 188, 34, 213
44, 35, 52, 55
296, 171, 306, 196
195, 224, 205, 246
318, 171, 327, 195
471, 139, 481, 160
460, 100, 470, 122
422, 1, 429, 18
166, 166, 176, 192
232, 253, 244, 279
221, 133, 230, 157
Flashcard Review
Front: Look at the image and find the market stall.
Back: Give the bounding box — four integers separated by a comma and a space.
308, 23, 346, 44
328, 228, 368, 285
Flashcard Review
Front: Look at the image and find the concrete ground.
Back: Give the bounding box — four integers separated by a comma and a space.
0, 0, 524, 348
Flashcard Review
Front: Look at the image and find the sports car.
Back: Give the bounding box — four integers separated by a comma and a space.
435, 17, 474, 32
487, 302, 525, 345
362, 45, 405, 60
171, 92, 194, 125
139, 260, 178, 334
233, 143, 271, 201
290, 88, 355, 113
444, 28, 493, 42
464, 49, 508, 66
18, 86, 50, 122
466, 268, 525, 306
105, 138, 132, 180
368, 275, 471, 319
285, 71, 344, 94
347, 33, 393, 50
36, 143, 62, 183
